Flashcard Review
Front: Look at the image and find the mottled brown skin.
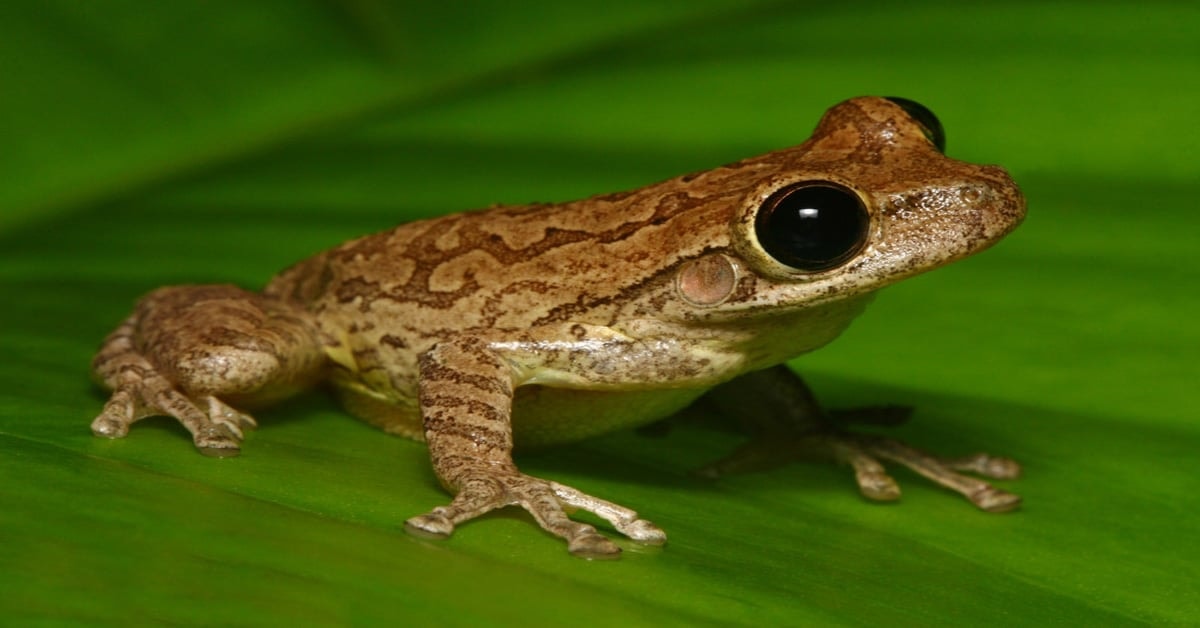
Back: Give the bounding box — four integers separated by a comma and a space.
91, 97, 1027, 558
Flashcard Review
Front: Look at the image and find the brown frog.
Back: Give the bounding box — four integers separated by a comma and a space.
91, 97, 1026, 558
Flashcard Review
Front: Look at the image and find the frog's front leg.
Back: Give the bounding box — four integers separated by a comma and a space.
404, 335, 666, 558
701, 365, 1022, 512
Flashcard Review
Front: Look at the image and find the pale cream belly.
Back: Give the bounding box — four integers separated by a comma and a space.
334, 384, 709, 449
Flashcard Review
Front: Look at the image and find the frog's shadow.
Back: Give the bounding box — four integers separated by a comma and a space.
513, 373, 1040, 499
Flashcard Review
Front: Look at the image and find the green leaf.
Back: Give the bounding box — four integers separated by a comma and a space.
3, 2, 1198, 624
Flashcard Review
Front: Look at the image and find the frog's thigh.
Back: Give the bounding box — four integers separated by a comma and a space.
91, 284, 325, 455
135, 285, 325, 398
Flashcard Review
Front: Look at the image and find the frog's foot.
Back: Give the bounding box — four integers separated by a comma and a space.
405, 469, 666, 558
831, 432, 1021, 512
91, 367, 257, 457
700, 430, 1021, 513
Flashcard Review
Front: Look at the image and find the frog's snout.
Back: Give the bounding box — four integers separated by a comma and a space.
976, 165, 1027, 236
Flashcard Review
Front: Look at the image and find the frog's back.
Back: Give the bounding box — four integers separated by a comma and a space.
265, 175, 752, 337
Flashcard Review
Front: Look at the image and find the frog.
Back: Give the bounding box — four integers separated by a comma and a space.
90, 96, 1026, 558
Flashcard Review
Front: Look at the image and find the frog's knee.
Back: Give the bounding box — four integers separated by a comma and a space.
170, 347, 284, 396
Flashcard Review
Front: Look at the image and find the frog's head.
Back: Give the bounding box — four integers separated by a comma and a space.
671, 96, 1026, 321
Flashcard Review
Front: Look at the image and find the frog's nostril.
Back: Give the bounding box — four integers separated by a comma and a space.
975, 173, 1027, 233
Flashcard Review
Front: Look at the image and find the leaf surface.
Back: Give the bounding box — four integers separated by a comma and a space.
2, 2, 1197, 625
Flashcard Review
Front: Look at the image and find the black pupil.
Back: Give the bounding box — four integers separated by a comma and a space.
755, 183, 869, 272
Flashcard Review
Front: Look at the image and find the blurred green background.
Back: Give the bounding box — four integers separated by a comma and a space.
2, 2, 1197, 625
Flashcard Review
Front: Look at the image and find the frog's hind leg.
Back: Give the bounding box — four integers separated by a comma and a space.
700, 365, 1022, 513
91, 285, 326, 456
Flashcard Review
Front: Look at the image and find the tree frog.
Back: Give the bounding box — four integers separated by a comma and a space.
91, 97, 1026, 558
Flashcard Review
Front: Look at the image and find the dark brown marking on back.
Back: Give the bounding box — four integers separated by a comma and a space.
380, 334, 409, 350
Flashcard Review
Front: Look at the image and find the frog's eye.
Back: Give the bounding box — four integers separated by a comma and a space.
754, 183, 870, 273
885, 97, 946, 153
